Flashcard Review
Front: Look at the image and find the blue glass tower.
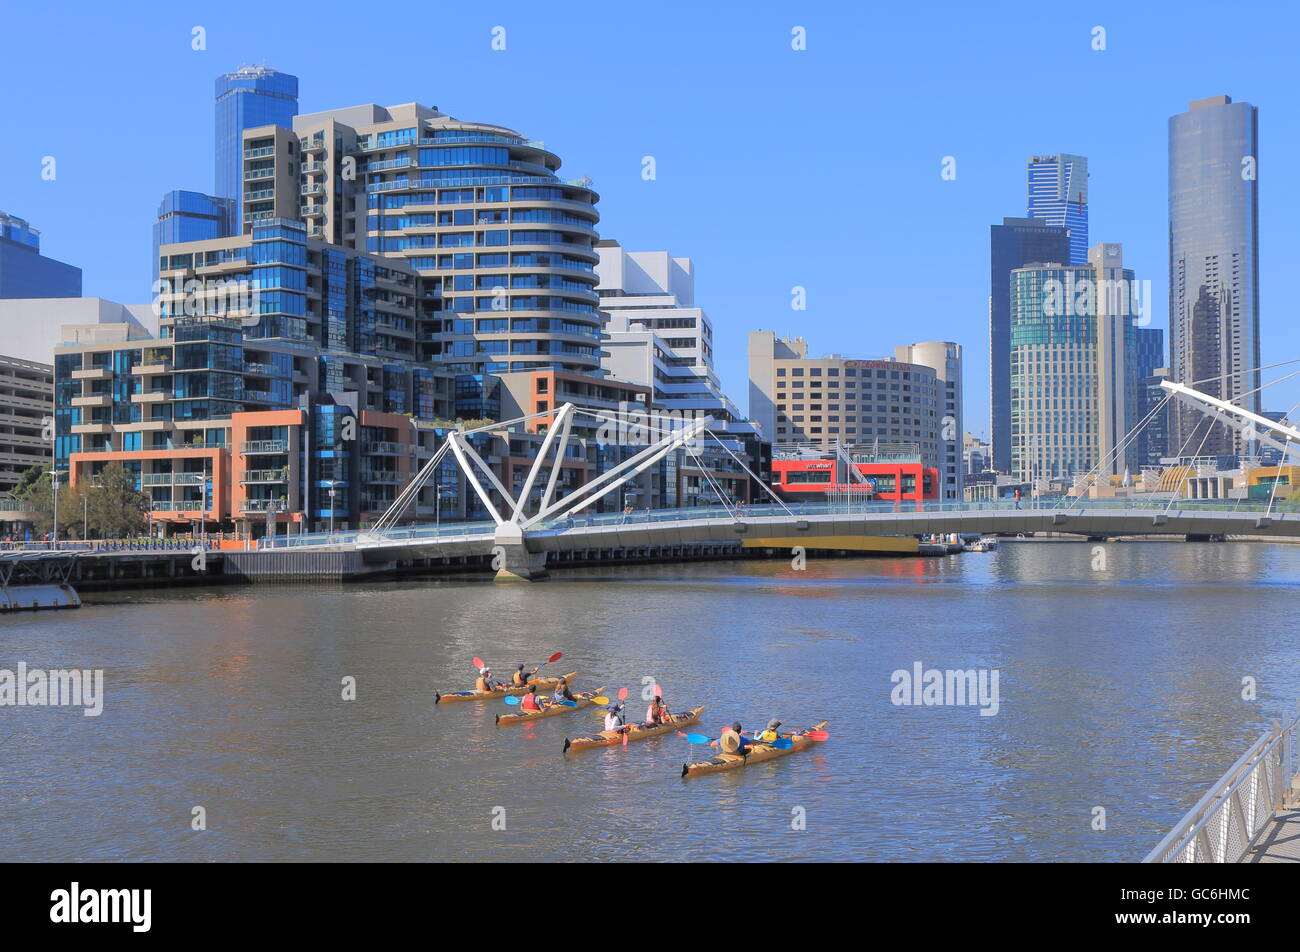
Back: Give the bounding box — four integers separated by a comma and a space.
152, 190, 235, 276
0, 210, 83, 298
214, 67, 299, 225
1027, 154, 1089, 265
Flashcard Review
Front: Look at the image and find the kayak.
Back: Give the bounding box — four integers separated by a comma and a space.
496, 687, 605, 726
680, 720, 829, 777
435, 671, 577, 705
564, 707, 705, 753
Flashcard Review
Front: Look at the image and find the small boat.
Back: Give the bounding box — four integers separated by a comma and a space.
681, 720, 829, 777
967, 537, 999, 552
564, 707, 705, 753
435, 671, 577, 705
496, 687, 605, 725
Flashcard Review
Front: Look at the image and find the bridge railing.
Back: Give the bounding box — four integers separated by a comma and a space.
1143, 712, 1300, 863
266, 495, 1300, 549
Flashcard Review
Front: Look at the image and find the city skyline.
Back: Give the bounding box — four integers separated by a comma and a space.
2, 3, 1297, 437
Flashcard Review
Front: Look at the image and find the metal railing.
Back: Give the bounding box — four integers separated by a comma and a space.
1143, 711, 1300, 863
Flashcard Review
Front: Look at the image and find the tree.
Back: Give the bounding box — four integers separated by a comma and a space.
14, 469, 88, 536
13, 463, 49, 499
89, 463, 150, 539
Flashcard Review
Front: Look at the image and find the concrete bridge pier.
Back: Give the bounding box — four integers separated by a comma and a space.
492, 524, 548, 582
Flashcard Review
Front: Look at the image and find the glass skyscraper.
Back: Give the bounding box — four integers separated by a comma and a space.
1168, 95, 1259, 459
1027, 154, 1089, 265
988, 217, 1071, 473
214, 66, 299, 226
0, 210, 83, 298
152, 190, 235, 277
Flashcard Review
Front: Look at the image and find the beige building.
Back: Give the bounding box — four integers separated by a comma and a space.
747, 331, 945, 472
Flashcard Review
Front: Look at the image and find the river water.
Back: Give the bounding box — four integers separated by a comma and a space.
3, 540, 1299, 862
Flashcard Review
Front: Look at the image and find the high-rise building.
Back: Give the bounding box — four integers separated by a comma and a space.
214, 66, 299, 226
894, 342, 962, 499
597, 241, 765, 505
253, 101, 603, 382
1009, 244, 1139, 483
1133, 327, 1167, 467
0, 211, 83, 299
747, 331, 944, 472
1168, 95, 1260, 459
1027, 154, 1089, 265
988, 217, 1071, 473
152, 190, 235, 278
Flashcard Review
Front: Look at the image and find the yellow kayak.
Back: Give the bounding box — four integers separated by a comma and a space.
435, 671, 577, 705
681, 721, 829, 777
496, 687, 605, 725
564, 707, 704, 753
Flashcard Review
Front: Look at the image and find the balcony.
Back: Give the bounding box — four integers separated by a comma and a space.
72, 422, 113, 435
243, 145, 276, 159
244, 167, 275, 181
71, 394, 110, 407
241, 439, 289, 454
141, 473, 203, 487
300, 184, 323, 196
301, 204, 324, 216
132, 360, 172, 375
301, 161, 325, 173
362, 441, 404, 456
240, 498, 288, 513
241, 468, 288, 484
71, 367, 111, 380
130, 390, 168, 403
361, 470, 403, 483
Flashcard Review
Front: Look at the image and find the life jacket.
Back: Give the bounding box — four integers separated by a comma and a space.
475, 676, 492, 693
512, 670, 527, 685
521, 692, 541, 711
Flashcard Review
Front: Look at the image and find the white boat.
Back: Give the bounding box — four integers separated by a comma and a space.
967, 537, 999, 553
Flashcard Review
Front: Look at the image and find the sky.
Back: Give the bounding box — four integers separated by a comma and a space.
3, 0, 1298, 435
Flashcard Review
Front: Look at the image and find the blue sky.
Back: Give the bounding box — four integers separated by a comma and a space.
3, 1, 1298, 434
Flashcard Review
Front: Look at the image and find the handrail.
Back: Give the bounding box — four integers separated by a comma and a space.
1143, 710, 1300, 862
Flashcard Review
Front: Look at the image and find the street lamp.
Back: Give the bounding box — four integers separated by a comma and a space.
50, 466, 64, 550
323, 480, 342, 534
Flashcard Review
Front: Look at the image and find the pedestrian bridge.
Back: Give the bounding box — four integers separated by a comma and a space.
268, 497, 1300, 579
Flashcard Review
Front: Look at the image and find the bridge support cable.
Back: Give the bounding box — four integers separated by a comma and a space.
1055, 391, 1175, 514
519, 411, 715, 529
703, 427, 796, 516
1263, 397, 1300, 517
511, 402, 575, 524
370, 440, 452, 534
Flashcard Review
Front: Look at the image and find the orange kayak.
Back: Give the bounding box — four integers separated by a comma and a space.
681, 720, 829, 777
496, 687, 605, 725
435, 671, 577, 705
564, 707, 704, 753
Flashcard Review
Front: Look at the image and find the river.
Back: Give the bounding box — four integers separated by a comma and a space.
3, 540, 1299, 862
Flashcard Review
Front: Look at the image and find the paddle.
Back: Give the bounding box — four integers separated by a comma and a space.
525, 651, 564, 685
504, 693, 551, 706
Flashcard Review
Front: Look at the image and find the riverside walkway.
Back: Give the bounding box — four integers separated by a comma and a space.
1144, 710, 1300, 863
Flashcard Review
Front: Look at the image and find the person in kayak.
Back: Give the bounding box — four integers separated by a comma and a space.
644, 694, 670, 726
519, 684, 543, 711
718, 722, 750, 755
754, 719, 782, 743
552, 678, 577, 704
510, 663, 537, 686
603, 700, 627, 733
475, 667, 499, 693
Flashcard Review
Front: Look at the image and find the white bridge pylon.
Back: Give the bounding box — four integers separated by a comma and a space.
1159, 380, 1300, 461
369, 402, 719, 535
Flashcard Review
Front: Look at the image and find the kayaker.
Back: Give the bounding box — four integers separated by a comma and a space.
754, 719, 782, 743
553, 678, 577, 704
718, 722, 750, 755
475, 667, 498, 693
604, 701, 627, 733
510, 664, 536, 686
520, 684, 543, 711
645, 695, 670, 726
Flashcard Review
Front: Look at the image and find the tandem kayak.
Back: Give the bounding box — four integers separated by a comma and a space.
680, 720, 829, 777
435, 671, 578, 705
495, 687, 605, 725
563, 707, 705, 753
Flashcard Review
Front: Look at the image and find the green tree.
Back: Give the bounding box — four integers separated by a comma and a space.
88, 463, 149, 539
13, 463, 49, 499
